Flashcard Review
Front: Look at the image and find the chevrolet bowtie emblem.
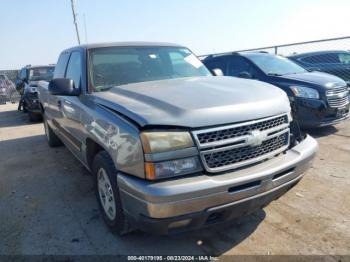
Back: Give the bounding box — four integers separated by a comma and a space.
247, 130, 267, 147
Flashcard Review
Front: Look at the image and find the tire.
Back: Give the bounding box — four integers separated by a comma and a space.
43, 115, 63, 147
92, 151, 131, 235
22, 101, 28, 113
28, 112, 42, 122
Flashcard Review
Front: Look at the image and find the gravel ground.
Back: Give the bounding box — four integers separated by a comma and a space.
0, 103, 349, 258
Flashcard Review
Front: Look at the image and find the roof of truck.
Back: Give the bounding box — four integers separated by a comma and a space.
64, 41, 184, 51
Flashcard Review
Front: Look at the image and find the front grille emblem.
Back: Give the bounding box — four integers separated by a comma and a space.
246, 130, 267, 147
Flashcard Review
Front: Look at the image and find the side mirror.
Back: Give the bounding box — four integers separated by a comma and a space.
48, 78, 80, 96
238, 71, 253, 79
212, 68, 224, 76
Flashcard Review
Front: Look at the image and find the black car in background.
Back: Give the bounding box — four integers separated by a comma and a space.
16, 65, 55, 121
289, 50, 350, 88
203, 52, 349, 128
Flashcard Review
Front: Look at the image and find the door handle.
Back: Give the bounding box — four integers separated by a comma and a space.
57, 100, 62, 108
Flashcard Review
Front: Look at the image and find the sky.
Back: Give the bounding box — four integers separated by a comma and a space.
0, 0, 349, 69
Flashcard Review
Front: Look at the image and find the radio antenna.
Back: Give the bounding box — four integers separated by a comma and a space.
70, 0, 81, 45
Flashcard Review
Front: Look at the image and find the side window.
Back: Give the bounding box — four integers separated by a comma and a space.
54, 53, 70, 78
65, 52, 82, 89
227, 57, 258, 78
300, 56, 317, 64
204, 58, 226, 73
302, 54, 340, 64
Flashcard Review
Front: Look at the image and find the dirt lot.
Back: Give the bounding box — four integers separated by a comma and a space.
0, 103, 349, 257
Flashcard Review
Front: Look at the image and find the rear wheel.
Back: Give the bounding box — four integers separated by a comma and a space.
43, 115, 62, 147
92, 151, 130, 235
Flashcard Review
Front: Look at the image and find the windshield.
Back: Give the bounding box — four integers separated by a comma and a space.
89, 46, 211, 91
247, 54, 307, 76
339, 53, 350, 64
29, 67, 55, 81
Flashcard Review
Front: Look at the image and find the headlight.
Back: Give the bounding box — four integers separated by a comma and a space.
145, 157, 202, 180
30, 87, 37, 93
140, 131, 201, 180
140, 131, 194, 154
290, 86, 319, 99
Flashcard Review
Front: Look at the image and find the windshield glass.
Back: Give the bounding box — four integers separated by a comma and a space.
29, 67, 55, 81
339, 53, 350, 64
247, 54, 307, 76
89, 46, 211, 91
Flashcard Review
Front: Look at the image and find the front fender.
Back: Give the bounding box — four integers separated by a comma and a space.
82, 103, 145, 179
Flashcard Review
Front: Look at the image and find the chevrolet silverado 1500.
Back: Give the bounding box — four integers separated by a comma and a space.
38, 42, 318, 235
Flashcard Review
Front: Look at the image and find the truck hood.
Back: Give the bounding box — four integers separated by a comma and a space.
92, 76, 290, 128
275, 71, 346, 88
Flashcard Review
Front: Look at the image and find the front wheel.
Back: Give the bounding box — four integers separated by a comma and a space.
92, 151, 130, 235
28, 112, 42, 122
22, 101, 28, 113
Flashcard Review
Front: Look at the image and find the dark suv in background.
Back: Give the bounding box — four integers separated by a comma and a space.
203, 52, 349, 128
289, 50, 350, 88
16, 65, 55, 121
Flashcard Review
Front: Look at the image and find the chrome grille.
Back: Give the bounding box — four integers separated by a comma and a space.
326, 86, 349, 108
196, 115, 287, 145
193, 114, 290, 173
328, 96, 349, 108
326, 86, 348, 96
204, 133, 289, 169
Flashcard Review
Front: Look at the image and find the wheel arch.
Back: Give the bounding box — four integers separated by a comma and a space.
85, 138, 109, 170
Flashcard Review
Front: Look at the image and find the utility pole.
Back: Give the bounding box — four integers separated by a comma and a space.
70, 0, 81, 45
